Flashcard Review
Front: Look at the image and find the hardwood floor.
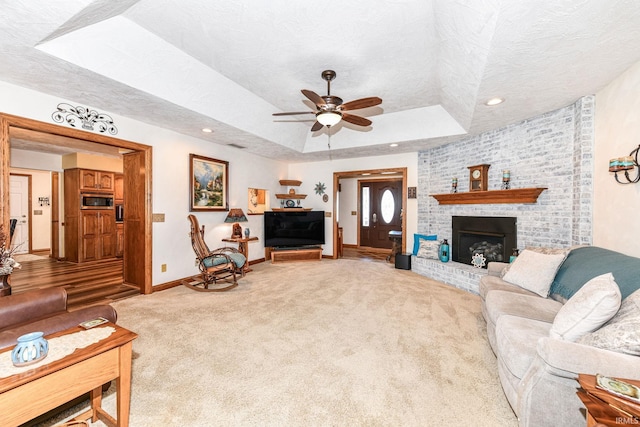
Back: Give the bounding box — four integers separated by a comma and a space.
8, 256, 139, 311
342, 246, 391, 262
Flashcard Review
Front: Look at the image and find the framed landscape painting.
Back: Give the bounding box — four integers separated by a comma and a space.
189, 154, 229, 211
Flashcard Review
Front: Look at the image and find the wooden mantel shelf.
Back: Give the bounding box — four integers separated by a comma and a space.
430, 188, 547, 205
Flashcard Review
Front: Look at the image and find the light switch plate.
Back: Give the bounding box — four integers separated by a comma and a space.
152, 213, 165, 222
324, 212, 332, 217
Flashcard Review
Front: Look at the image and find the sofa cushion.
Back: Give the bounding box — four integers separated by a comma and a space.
550, 246, 640, 300
485, 290, 563, 326
502, 249, 567, 297
416, 239, 439, 259
577, 288, 640, 356
479, 275, 539, 301
495, 315, 552, 379
412, 233, 437, 256
550, 273, 621, 342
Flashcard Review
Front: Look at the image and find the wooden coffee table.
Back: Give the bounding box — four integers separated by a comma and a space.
0, 324, 137, 427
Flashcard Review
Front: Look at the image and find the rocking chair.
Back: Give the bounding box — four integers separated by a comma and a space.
183, 214, 246, 292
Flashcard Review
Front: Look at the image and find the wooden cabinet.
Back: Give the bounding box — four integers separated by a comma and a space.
64, 168, 118, 263
79, 169, 115, 192
80, 210, 116, 261
116, 223, 124, 257
114, 173, 124, 202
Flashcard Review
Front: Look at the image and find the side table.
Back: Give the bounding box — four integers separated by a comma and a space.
577, 374, 640, 426
0, 324, 137, 426
222, 236, 259, 272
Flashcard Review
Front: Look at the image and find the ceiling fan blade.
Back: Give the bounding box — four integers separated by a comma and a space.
272, 111, 315, 116
342, 113, 372, 127
341, 97, 382, 111
310, 121, 324, 132
301, 89, 326, 107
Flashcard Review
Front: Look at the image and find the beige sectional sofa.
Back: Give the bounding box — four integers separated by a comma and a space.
479, 246, 640, 427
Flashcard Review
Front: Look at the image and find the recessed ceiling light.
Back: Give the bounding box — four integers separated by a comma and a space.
201, 128, 213, 133
390, 143, 398, 147
485, 97, 504, 106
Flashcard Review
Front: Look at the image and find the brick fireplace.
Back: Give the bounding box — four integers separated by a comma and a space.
452, 216, 516, 267
412, 96, 594, 294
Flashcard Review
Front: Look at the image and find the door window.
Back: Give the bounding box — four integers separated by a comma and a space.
362, 186, 370, 227
380, 189, 395, 223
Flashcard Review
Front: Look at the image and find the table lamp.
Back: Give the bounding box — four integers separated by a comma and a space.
224, 208, 248, 238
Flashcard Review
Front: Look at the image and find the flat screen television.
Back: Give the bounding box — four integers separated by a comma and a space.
264, 210, 325, 248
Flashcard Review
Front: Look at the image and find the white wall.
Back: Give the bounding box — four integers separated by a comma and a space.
9, 167, 52, 251
594, 60, 640, 257
287, 152, 419, 254
338, 178, 358, 245
1, 81, 288, 286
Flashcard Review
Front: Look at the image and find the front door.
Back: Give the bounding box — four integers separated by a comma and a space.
9, 174, 29, 254
359, 180, 402, 249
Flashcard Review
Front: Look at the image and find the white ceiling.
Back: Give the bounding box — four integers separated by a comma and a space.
2, 0, 640, 161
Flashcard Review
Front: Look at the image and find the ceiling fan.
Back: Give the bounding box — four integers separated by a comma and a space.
273, 70, 382, 132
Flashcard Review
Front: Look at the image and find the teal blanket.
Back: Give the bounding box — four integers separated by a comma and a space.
550, 246, 640, 300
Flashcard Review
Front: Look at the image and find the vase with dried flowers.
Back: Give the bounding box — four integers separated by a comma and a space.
0, 224, 21, 296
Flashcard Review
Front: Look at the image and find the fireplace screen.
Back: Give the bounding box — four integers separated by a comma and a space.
452, 216, 516, 268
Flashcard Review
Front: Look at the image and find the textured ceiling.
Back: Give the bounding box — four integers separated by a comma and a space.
2, 0, 640, 161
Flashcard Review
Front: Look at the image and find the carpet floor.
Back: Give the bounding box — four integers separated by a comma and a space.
42, 259, 517, 426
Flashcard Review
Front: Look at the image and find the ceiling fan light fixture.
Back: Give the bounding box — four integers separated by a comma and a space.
316, 111, 342, 127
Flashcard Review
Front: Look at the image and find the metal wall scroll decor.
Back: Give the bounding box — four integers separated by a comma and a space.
51, 103, 118, 135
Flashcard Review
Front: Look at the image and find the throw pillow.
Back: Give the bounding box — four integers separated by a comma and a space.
502, 249, 567, 297
577, 289, 640, 356
412, 233, 437, 256
416, 240, 439, 259
550, 273, 622, 342
550, 246, 640, 301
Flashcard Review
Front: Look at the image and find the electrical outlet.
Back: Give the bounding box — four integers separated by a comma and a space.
161, 264, 167, 272
152, 213, 165, 222
351, 211, 357, 215
324, 212, 332, 217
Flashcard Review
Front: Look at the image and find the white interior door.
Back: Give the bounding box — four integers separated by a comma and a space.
10, 175, 29, 254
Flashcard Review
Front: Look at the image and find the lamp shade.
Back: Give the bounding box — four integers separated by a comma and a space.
316, 111, 342, 127
224, 208, 248, 223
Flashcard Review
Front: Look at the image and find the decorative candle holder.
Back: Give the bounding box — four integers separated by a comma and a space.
501, 170, 511, 190
451, 177, 458, 193
610, 145, 640, 184
11, 331, 49, 367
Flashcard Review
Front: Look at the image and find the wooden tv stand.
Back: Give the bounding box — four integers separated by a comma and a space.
270, 247, 323, 263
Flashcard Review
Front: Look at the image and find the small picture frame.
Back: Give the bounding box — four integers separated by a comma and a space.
189, 154, 229, 211
248, 188, 269, 214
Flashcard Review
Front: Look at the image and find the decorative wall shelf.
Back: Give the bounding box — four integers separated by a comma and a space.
430, 188, 547, 205
275, 194, 307, 200
279, 179, 302, 186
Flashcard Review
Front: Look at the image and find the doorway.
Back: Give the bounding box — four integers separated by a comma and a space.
359, 179, 402, 249
0, 113, 153, 295
332, 168, 407, 258
9, 174, 31, 254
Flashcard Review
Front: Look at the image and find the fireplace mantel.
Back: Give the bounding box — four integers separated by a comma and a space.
430, 188, 547, 205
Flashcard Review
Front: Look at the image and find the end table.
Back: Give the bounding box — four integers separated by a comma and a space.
222, 236, 259, 272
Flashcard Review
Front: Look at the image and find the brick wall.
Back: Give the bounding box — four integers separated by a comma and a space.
413, 96, 594, 293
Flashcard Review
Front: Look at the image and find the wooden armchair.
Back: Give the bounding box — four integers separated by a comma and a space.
183, 214, 246, 292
